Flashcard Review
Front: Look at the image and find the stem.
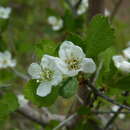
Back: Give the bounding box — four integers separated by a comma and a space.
103, 107, 123, 130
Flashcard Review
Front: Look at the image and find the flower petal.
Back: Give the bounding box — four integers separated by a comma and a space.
55, 58, 79, 76
59, 41, 85, 61
81, 58, 96, 73
41, 55, 58, 70
28, 63, 41, 79
36, 82, 52, 97
118, 61, 130, 73
112, 55, 126, 68
123, 47, 130, 59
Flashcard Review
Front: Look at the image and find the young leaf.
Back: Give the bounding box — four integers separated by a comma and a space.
59, 78, 78, 98
84, 15, 115, 58
24, 80, 59, 107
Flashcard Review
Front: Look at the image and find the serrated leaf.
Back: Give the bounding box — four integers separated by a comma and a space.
85, 15, 115, 57
59, 78, 78, 98
24, 80, 59, 107
0, 92, 19, 117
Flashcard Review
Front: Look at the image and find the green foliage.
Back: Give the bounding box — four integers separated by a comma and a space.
96, 47, 117, 87
78, 106, 91, 115
35, 40, 59, 59
59, 78, 78, 98
63, 11, 83, 32
84, 15, 115, 58
114, 75, 130, 91
24, 80, 59, 107
0, 92, 19, 118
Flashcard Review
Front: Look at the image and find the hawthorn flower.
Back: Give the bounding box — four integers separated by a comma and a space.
77, 0, 88, 15
104, 8, 110, 16
55, 41, 96, 77
28, 55, 62, 97
48, 16, 63, 31
123, 47, 130, 59
0, 6, 11, 19
0, 51, 16, 69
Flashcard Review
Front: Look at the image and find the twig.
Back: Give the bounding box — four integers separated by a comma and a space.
17, 109, 46, 128
53, 113, 77, 130
11, 68, 30, 81
87, 80, 130, 111
110, 0, 123, 21
103, 107, 123, 130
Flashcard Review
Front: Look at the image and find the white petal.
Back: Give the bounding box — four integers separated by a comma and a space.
36, 82, 52, 97
48, 16, 57, 25
104, 8, 110, 16
28, 63, 41, 79
118, 114, 125, 119
59, 41, 85, 61
81, 58, 96, 73
4, 51, 11, 60
119, 61, 130, 73
112, 105, 119, 112
123, 47, 130, 59
112, 55, 126, 68
41, 55, 58, 70
55, 58, 79, 76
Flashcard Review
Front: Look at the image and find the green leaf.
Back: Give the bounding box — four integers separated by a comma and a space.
0, 92, 19, 118
24, 80, 59, 107
78, 106, 91, 115
84, 15, 115, 57
59, 78, 78, 98
96, 47, 117, 87
114, 75, 130, 91
35, 40, 59, 59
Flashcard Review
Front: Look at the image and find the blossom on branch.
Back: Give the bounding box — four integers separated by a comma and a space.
0, 51, 16, 69
0, 6, 11, 19
55, 41, 96, 77
28, 55, 62, 97
48, 16, 63, 31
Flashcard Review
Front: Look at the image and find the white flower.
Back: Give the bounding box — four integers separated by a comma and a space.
48, 16, 63, 31
28, 55, 62, 97
104, 8, 110, 16
118, 113, 125, 119
112, 55, 130, 73
55, 41, 96, 77
17, 94, 28, 108
70, 0, 79, 6
123, 47, 130, 59
111, 105, 120, 112
0, 6, 11, 19
77, 0, 88, 15
0, 51, 16, 69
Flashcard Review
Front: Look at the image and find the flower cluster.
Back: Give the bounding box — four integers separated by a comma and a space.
0, 51, 16, 69
0, 6, 11, 19
28, 41, 96, 97
48, 16, 63, 31
113, 43, 130, 73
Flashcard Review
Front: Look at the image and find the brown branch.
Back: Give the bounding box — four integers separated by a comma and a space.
103, 107, 123, 130
110, 0, 123, 21
87, 80, 130, 111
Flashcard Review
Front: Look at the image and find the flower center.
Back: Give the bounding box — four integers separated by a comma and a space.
66, 58, 80, 70
41, 68, 54, 81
